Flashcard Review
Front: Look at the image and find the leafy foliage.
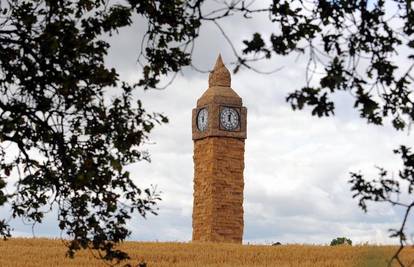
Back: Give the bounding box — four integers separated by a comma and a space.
349, 146, 414, 266
330, 237, 352, 246
0, 0, 172, 264
239, 0, 414, 130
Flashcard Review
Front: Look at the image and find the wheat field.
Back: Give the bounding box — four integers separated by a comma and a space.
0, 238, 413, 267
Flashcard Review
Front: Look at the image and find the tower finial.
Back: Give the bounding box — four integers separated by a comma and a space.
208, 54, 231, 87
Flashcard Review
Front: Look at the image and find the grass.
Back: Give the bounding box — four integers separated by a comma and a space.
0, 238, 412, 266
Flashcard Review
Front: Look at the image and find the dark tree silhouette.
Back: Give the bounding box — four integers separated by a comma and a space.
1, 0, 414, 266
0, 0, 173, 264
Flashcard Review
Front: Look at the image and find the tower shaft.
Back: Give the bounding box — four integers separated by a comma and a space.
192, 137, 244, 243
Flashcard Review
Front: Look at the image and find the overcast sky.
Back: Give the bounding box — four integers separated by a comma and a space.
4, 2, 414, 245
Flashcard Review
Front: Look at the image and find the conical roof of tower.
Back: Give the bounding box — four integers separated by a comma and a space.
197, 54, 242, 106
208, 54, 231, 87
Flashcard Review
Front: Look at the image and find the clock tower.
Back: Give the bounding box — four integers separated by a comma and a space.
192, 55, 247, 243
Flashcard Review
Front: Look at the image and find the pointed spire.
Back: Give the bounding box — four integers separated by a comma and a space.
208, 54, 231, 87
213, 54, 225, 69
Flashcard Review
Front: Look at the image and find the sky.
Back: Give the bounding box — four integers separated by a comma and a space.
3, 2, 414, 245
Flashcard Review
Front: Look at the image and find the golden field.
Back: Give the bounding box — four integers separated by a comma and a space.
0, 238, 413, 267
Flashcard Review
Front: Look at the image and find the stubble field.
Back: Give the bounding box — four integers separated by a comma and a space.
0, 238, 413, 267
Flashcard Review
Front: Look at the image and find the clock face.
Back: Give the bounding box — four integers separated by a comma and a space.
220, 107, 239, 131
197, 108, 208, 131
